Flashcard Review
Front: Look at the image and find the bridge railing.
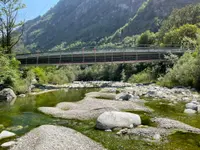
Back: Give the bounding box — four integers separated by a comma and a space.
16, 46, 188, 59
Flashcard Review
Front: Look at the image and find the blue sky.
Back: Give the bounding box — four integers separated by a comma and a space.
18, 0, 59, 21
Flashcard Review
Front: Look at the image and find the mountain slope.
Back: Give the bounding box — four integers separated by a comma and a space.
21, 0, 200, 52
107, 0, 200, 43
23, 0, 145, 52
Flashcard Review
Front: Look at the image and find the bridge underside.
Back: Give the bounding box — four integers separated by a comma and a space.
17, 51, 183, 66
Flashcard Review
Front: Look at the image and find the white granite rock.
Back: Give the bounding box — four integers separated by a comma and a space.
96, 111, 141, 130
0, 131, 16, 140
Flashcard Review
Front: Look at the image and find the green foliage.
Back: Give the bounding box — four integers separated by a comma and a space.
0, 52, 31, 94
25, 66, 78, 85
159, 4, 200, 38
14, 79, 29, 94
32, 67, 48, 84
120, 69, 126, 82
137, 30, 156, 46
163, 24, 199, 47
0, 54, 20, 86
122, 36, 138, 47
0, 0, 26, 53
158, 51, 200, 88
46, 66, 77, 84
128, 69, 154, 83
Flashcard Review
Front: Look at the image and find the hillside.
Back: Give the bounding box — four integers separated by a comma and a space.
19, 0, 200, 52
22, 0, 145, 52
107, 0, 200, 43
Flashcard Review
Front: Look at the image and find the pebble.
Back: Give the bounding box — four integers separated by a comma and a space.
0, 130, 16, 140
1, 141, 16, 148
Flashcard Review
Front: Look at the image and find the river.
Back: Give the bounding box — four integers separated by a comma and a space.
1, 88, 200, 150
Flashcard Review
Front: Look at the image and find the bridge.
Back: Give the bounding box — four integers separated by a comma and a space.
16, 47, 186, 65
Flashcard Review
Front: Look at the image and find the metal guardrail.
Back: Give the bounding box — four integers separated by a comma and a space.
16, 47, 186, 59
16, 47, 188, 65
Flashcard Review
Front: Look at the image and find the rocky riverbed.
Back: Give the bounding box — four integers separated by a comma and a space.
1, 82, 200, 150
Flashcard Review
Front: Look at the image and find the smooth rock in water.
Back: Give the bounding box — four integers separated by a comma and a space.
1, 141, 16, 148
96, 111, 141, 130
0, 130, 16, 140
10, 125, 105, 150
116, 93, 133, 101
0, 88, 16, 102
185, 103, 197, 111
18, 94, 26, 98
184, 109, 196, 114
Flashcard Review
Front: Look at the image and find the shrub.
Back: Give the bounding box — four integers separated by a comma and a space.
158, 51, 198, 88
128, 69, 154, 83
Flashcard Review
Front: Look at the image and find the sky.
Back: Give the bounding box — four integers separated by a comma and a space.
18, 0, 59, 22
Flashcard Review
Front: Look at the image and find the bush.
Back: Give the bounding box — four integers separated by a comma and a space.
137, 30, 156, 46
158, 51, 199, 88
0, 54, 21, 87
14, 79, 29, 94
32, 67, 48, 84
128, 69, 154, 83
163, 24, 199, 47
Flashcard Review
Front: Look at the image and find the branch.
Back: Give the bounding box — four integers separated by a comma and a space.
10, 23, 24, 50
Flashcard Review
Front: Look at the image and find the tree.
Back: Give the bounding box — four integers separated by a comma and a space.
136, 30, 156, 47
120, 69, 126, 82
163, 24, 199, 47
159, 4, 200, 39
0, 0, 25, 54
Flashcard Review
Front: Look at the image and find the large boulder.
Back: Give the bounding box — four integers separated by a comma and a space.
0, 88, 16, 102
11, 125, 105, 150
96, 111, 141, 130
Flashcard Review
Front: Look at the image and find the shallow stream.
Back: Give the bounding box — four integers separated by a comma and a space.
0, 89, 200, 150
